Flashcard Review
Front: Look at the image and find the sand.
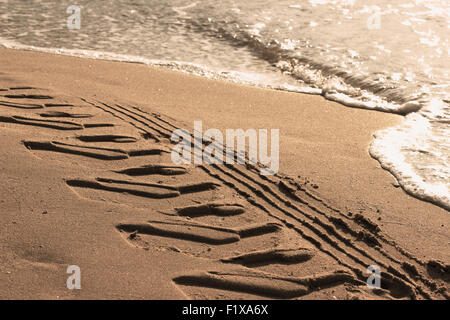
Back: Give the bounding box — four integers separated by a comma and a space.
0, 48, 448, 300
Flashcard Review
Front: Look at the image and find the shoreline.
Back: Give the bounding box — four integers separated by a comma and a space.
2, 41, 447, 212
0, 47, 448, 299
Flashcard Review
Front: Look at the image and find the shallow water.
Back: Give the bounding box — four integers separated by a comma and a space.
0, 0, 448, 209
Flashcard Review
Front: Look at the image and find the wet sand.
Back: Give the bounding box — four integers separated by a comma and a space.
0, 48, 448, 300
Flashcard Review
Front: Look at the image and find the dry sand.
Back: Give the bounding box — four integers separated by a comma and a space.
0, 48, 448, 300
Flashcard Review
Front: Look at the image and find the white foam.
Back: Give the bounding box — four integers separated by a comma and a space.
370, 104, 450, 211
0, 36, 152, 64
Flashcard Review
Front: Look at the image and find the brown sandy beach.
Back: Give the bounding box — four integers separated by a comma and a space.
0, 48, 448, 299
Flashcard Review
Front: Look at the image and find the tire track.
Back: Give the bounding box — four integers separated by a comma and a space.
15, 94, 442, 299
86, 100, 445, 299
